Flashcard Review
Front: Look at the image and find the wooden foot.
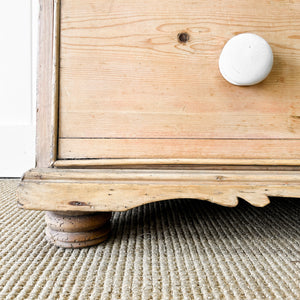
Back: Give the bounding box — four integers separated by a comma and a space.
45, 211, 112, 248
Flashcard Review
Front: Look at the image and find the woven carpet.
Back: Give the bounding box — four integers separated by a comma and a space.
0, 180, 299, 300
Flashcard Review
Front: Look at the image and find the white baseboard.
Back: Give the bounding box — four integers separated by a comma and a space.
0, 125, 35, 177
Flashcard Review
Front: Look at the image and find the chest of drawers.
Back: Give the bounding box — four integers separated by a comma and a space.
18, 0, 300, 248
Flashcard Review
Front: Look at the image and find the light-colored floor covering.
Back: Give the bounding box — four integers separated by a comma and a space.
0, 179, 299, 300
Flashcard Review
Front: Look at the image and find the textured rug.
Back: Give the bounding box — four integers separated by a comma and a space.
0, 179, 299, 300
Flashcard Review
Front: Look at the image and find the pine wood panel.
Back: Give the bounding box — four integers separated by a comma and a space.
59, 112, 300, 139
58, 0, 300, 158
59, 138, 300, 159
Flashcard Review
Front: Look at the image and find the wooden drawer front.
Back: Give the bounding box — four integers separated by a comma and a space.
58, 0, 300, 159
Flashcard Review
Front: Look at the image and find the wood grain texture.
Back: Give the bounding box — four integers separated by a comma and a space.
58, 0, 300, 159
59, 112, 300, 139
58, 138, 300, 159
36, 0, 60, 167
18, 168, 300, 212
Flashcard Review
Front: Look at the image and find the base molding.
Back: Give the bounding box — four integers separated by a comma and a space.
17, 168, 300, 211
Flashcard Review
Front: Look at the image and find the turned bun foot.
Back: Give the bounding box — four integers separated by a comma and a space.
45, 211, 112, 248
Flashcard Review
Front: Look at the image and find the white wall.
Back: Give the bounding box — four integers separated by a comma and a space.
0, 1, 38, 177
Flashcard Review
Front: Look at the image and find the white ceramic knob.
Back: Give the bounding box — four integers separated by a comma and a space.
219, 33, 273, 86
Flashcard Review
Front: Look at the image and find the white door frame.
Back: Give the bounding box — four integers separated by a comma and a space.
0, 1, 38, 177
